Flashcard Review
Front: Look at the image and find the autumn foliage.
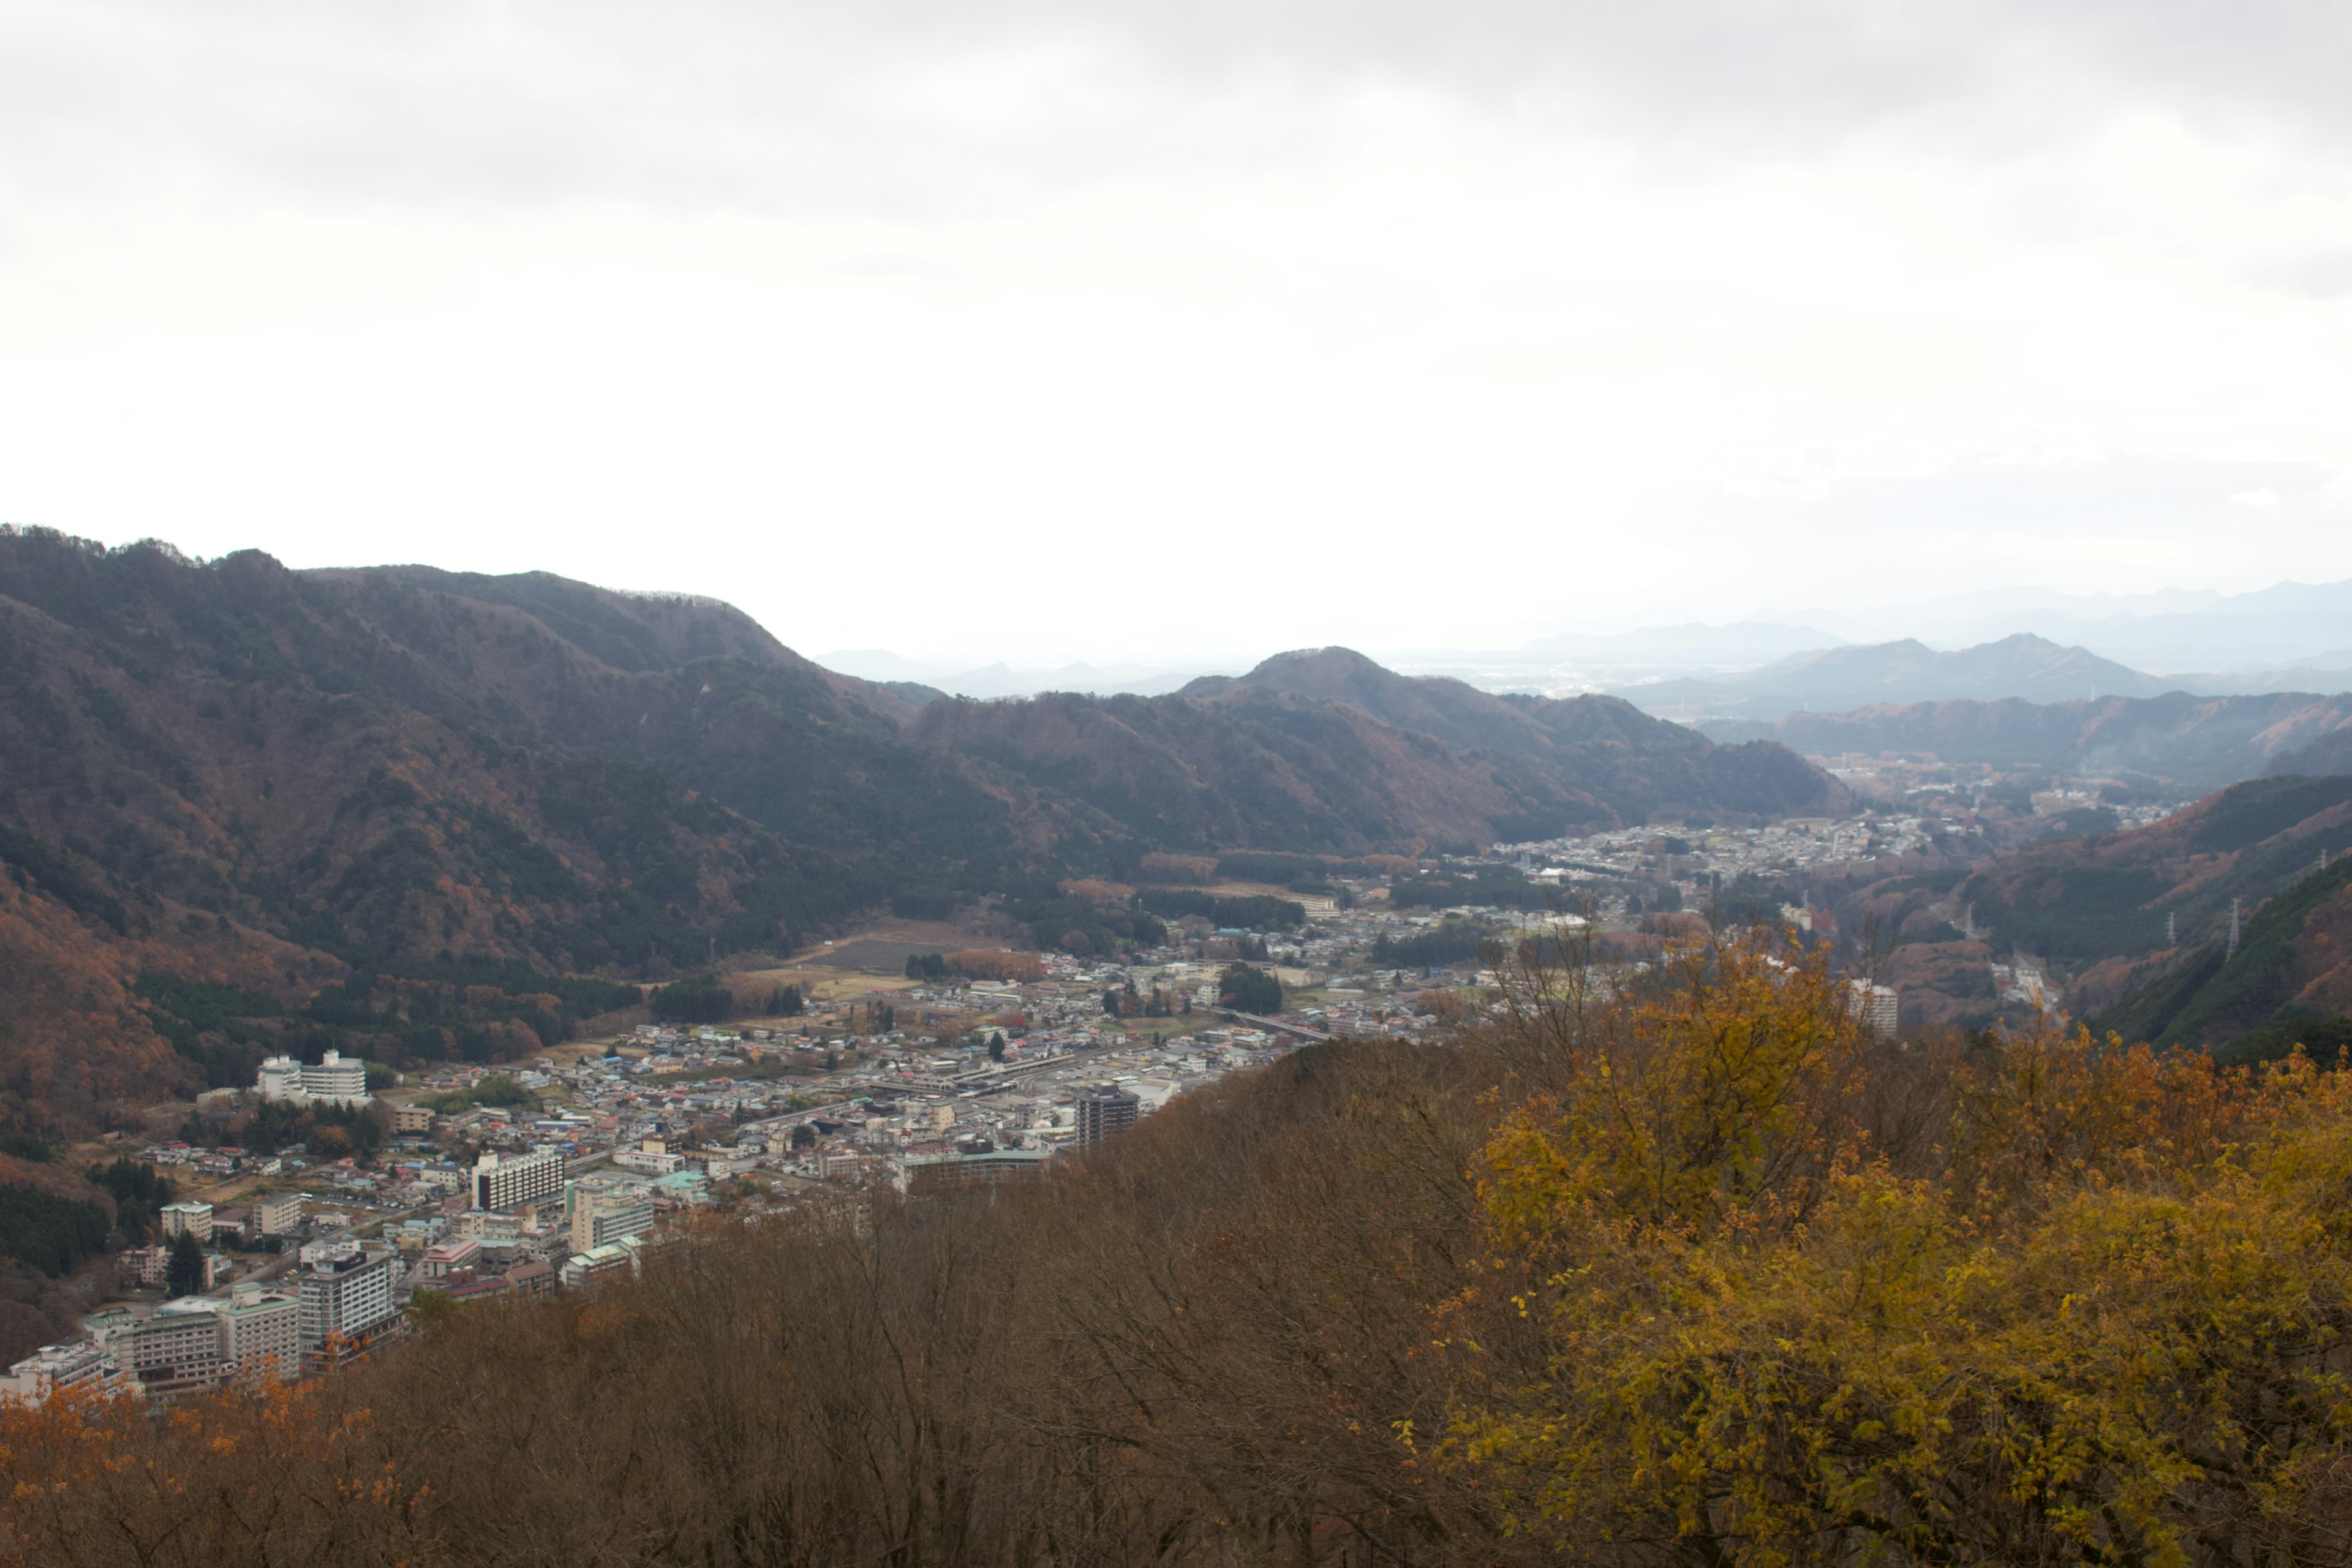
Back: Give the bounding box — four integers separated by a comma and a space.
942, 948, 1046, 982
7, 928, 2352, 1566
1452, 932, 2352, 1563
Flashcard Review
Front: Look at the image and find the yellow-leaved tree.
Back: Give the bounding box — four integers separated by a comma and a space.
1449, 928, 2352, 1566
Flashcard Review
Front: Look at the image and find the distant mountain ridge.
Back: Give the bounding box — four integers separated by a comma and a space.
1519, 620, 1844, 665
1703, 690, 2352, 793
914, 647, 1849, 853
1763, 575, 2352, 673
1613, 633, 2176, 719
1231, 648, 1847, 823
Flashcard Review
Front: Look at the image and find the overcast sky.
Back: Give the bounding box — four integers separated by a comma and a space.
3, 0, 2349, 662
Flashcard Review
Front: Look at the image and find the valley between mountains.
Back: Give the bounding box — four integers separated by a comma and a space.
0, 529, 1837, 1140
6, 526, 2352, 1156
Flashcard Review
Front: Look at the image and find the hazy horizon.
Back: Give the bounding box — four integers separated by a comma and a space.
6, 3, 2351, 663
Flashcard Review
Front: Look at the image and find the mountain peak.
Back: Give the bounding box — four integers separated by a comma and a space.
1226, 646, 1441, 713
1242, 646, 1388, 682
1613, 632, 2176, 721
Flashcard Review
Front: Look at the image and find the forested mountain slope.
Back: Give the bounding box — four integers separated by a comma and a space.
2090, 855, 2352, 1054
1954, 775, 2352, 970
1188, 646, 1850, 824
2268, 722, 2352, 779
913, 684, 1613, 851
0, 531, 1129, 1137
914, 646, 1844, 853
1704, 689, 2352, 793
1713, 774, 2352, 1035
0, 533, 1847, 1136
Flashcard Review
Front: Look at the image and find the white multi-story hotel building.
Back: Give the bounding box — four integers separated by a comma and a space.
256, 1049, 370, 1107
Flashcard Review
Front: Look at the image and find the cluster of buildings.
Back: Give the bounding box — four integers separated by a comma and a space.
1498, 815, 1951, 912
3, 1237, 410, 1402
13, 830, 1961, 1409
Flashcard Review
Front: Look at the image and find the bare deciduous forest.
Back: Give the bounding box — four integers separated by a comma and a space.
7, 933, 2352, 1566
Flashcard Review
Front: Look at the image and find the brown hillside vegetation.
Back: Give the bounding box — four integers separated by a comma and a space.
916, 649, 1847, 856
0, 529, 1145, 1136
0, 532, 1845, 1136
1958, 774, 2352, 970
9, 933, 2352, 1566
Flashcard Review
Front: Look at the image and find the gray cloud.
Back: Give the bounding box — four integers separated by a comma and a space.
2245, 247, 2352, 301
2, 1, 2348, 219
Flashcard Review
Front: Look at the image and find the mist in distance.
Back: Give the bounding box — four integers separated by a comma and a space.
2, 0, 2348, 664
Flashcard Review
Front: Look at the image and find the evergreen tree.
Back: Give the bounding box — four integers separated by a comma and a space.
165, 1230, 206, 1297
0, 1186, 110, 1275
988, 1031, 1006, 1063
1218, 963, 1283, 1014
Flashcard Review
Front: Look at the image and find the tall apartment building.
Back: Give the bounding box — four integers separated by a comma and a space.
256, 1049, 370, 1107
1076, 1088, 1140, 1148
470, 1147, 566, 1213
567, 1176, 654, 1254
216, 1285, 301, 1381
295, 1238, 398, 1370
160, 1200, 214, 1243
